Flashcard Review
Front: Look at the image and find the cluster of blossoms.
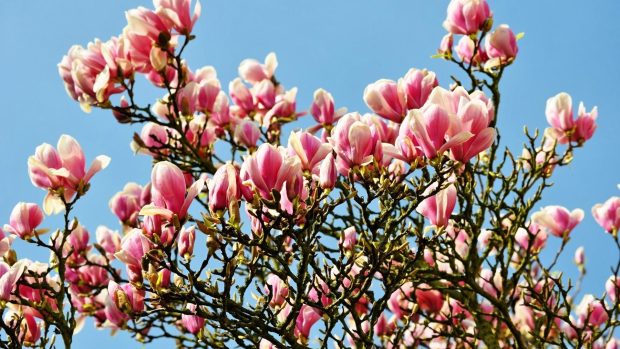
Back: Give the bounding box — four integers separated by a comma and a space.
2, 0, 619, 348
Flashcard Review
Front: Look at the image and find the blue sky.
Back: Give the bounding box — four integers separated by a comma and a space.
1, 1, 619, 347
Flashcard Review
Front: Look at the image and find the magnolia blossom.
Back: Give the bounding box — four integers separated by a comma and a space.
143, 161, 205, 220
416, 184, 457, 227
0, 260, 28, 301
576, 295, 608, 327
115, 228, 154, 282
363, 79, 407, 122
401, 68, 438, 110
531, 206, 584, 238
233, 119, 261, 149
108, 281, 145, 314
27, 135, 110, 214
288, 131, 332, 174
4, 203, 44, 240
443, 0, 492, 35
182, 303, 205, 334
240, 144, 301, 201
592, 196, 620, 234
310, 88, 346, 126
545, 92, 598, 144
265, 274, 289, 308
330, 113, 382, 176
238, 52, 278, 85
318, 153, 337, 189
208, 163, 243, 212
177, 225, 196, 259
109, 182, 146, 226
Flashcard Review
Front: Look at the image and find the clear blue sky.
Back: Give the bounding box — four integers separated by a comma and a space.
1, 1, 619, 347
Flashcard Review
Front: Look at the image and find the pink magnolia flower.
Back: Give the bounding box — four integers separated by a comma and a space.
402, 68, 438, 110
455, 35, 488, 66
233, 119, 261, 149
146, 161, 205, 219
240, 143, 301, 201
104, 293, 129, 327
259, 339, 276, 349
576, 295, 608, 327
388, 282, 415, 319
95, 225, 121, 260
406, 107, 470, 160
28, 135, 111, 214
0, 260, 28, 301
288, 131, 333, 173
182, 303, 205, 334
252, 79, 276, 110
485, 24, 518, 62
310, 88, 346, 126
546, 93, 598, 144
208, 163, 243, 212
438, 33, 453, 56
4, 310, 41, 346
318, 153, 337, 190
265, 274, 289, 308
115, 228, 154, 282
238, 52, 278, 85
443, 0, 492, 35
0, 229, 13, 258
59, 37, 130, 112
330, 113, 382, 176
294, 305, 322, 342
514, 224, 547, 252
340, 227, 357, 251
574, 246, 586, 266
606, 276, 620, 303
262, 88, 302, 127
109, 182, 145, 226
177, 225, 195, 259
4, 203, 44, 240
416, 184, 457, 228
108, 281, 145, 314
415, 284, 444, 314
363, 79, 407, 122
229, 78, 255, 113
607, 339, 619, 349
531, 206, 584, 238
154, 0, 202, 35
448, 100, 496, 163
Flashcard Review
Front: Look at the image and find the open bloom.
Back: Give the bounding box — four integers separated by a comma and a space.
576, 295, 608, 327
108, 281, 145, 314
330, 113, 382, 176
154, 0, 202, 35
288, 131, 333, 173
4, 203, 44, 240
115, 228, 154, 282
265, 274, 289, 308
546, 92, 598, 144
531, 206, 584, 238
592, 196, 620, 235
443, 0, 492, 35
0, 260, 28, 301
416, 184, 457, 227
28, 135, 110, 214
238, 52, 278, 85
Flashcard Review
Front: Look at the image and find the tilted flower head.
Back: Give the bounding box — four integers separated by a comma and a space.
531, 205, 584, 238
238, 52, 278, 85
288, 131, 333, 174
4, 203, 44, 240
592, 196, 620, 235
28, 135, 110, 214
416, 183, 457, 228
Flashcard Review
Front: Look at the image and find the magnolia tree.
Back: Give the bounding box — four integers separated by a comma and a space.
1, 0, 619, 348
